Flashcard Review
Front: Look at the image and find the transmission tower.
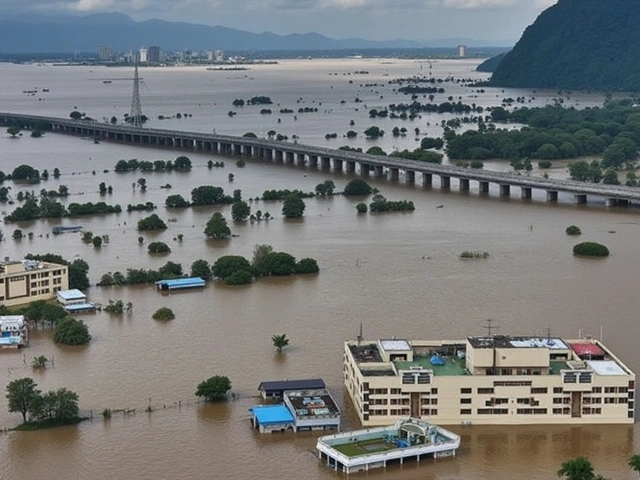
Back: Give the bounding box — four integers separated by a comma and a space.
130, 62, 143, 127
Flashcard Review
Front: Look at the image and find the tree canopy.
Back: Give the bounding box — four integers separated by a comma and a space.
204, 212, 231, 239
6, 377, 41, 423
195, 376, 232, 401
54, 317, 91, 345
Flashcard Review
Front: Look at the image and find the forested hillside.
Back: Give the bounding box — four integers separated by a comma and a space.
489, 0, 640, 91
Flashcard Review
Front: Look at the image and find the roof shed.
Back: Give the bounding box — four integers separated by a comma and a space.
155, 277, 205, 291
258, 379, 326, 400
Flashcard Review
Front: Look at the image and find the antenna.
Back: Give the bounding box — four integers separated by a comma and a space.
483, 318, 500, 337
546, 327, 552, 341
130, 62, 143, 128
356, 322, 363, 346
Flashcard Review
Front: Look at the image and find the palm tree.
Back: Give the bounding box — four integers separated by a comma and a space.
271, 334, 289, 353
32, 355, 48, 369
557, 457, 595, 480
629, 454, 640, 477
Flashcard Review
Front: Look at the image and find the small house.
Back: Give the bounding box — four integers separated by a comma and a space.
155, 277, 205, 291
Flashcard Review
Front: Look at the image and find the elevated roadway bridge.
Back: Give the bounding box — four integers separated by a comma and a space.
2, 112, 640, 209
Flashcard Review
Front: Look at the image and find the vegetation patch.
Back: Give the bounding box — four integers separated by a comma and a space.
566, 225, 582, 235
460, 251, 490, 259
152, 307, 175, 321
573, 242, 609, 257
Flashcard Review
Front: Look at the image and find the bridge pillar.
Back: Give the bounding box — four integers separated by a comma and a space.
440, 176, 451, 189
309, 155, 318, 167
321, 157, 331, 169
243, 145, 252, 157
521, 187, 532, 199
459, 178, 470, 191
264, 148, 273, 161
275, 150, 284, 162
296, 153, 306, 165
346, 161, 356, 173
499, 184, 511, 196
333, 159, 343, 171
390, 168, 399, 180
423, 173, 432, 186
605, 198, 618, 207
406, 170, 416, 183
361, 163, 370, 176
618, 199, 629, 206
478, 181, 489, 193
546, 190, 558, 202
286, 151, 295, 164
574, 194, 587, 204
374, 165, 385, 177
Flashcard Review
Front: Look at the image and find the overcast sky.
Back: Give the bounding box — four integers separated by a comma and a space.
5, 0, 558, 44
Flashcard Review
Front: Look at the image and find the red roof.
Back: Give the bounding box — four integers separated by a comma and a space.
571, 343, 606, 357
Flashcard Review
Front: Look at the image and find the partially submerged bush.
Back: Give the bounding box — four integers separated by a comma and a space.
566, 225, 581, 236
573, 242, 609, 257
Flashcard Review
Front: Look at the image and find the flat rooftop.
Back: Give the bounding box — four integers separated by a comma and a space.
349, 344, 383, 363
395, 356, 468, 376
285, 389, 340, 419
468, 336, 569, 350
250, 405, 294, 425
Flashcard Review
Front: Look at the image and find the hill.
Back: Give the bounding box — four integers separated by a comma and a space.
489, 0, 640, 91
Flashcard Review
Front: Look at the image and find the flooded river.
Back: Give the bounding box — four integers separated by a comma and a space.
0, 59, 638, 479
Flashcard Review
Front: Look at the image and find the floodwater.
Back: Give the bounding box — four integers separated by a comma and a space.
0, 59, 639, 479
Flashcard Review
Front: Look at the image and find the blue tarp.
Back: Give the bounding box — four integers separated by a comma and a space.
430, 355, 445, 366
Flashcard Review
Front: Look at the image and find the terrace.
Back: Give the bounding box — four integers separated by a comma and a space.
395, 355, 468, 376
350, 344, 383, 363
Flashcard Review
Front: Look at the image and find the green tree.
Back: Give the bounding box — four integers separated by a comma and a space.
165, 194, 190, 208
295, 258, 319, 274
7, 126, 20, 137
602, 168, 620, 185
104, 300, 124, 314
212, 255, 252, 279
152, 307, 175, 321
557, 457, 595, 480
195, 376, 232, 401
148, 242, 171, 254
282, 194, 305, 218
204, 212, 231, 239
30, 388, 79, 423
364, 126, 384, 138
32, 355, 49, 369
231, 201, 250, 221
251, 244, 273, 275
344, 179, 373, 196
92, 236, 103, 248
54, 317, 91, 345
6, 377, 41, 423
224, 270, 253, 285
190, 259, 212, 281
629, 454, 640, 477
174, 156, 192, 170
191, 186, 232, 205
12, 164, 40, 182
271, 333, 290, 353
259, 252, 297, 276
137, 214, 167, 231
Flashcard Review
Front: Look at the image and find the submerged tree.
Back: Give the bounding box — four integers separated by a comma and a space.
271, 334, 290, 353
195, 376, 232, 401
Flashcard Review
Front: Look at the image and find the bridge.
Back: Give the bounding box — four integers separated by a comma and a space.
3, 112, 640, 208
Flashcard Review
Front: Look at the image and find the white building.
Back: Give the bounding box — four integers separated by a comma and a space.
457, 44, 467, 57
0, 258, 69, 308
139, 47, 148, 64
0, 315, 27, 349
344, 335, 635, 426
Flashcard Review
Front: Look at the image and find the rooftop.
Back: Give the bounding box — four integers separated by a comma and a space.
380, 339, 411, 352
258, 379, 325, 393
349, 344, 383, 363
57, 289, 86, 301
249, 405, 294, 425
468, 336, 569, 350
395, 355, 468, 376
285, 389, 340, 419
155, 277, 205, 289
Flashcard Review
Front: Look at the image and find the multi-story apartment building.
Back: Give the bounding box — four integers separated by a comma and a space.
344, 335, 635, 426
0, 259, 69, 308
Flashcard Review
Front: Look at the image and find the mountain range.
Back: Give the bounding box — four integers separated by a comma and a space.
0, 13, 507, 54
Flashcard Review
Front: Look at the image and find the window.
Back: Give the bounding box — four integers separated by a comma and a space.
517, 398, 530, 405
553, 398, 564, 404
430, 398, 438, 405
531, 387, 547, 394
478, 387, 494, 394
605, 398, 616, 404
493, 398, 509, 405
618, 398, 628, 404
460, 388, 472, 394
460, 409, 472, 415
460, 398, 472, 404
494, 381, 532, 387
402, 374, 415, 384
371, 388, 388, 395
431, 388, 438, 395
430, 409, 438, 415
553, 408, 564, 414
619, 387, 628, 394
592, 387, 602, 393
390, 388, 401, 395
605, 387, 616, 394
553, 387, 563, 394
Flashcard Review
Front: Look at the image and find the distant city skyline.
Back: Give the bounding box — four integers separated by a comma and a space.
4, 0, 558, 44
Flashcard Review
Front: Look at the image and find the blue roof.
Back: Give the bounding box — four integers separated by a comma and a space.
250, 405, 294, 425
155, 277, 205, 289
57, 289, 86, 301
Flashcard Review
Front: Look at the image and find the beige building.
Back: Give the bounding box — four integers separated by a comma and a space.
0, 259, 69, 308
344, 335, 635, 426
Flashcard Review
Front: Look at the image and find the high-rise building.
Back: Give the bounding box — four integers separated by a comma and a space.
0, 258, 69, 308
97, 45, 113, 62
147, 46, 161, 64
139, 47, 149, 64
458, 44, 467, 57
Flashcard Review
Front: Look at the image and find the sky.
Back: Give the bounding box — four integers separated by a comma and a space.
3, 0, 558, 44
